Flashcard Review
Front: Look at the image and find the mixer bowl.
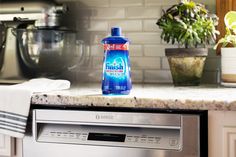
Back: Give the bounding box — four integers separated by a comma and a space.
17, 29, 78, 76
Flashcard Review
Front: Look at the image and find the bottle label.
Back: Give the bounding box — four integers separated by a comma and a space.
104, 44, 129, 51
102, 42, 132, 94
105, 57, 125, 77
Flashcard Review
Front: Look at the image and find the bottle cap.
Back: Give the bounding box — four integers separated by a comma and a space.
111, 27, 121, 36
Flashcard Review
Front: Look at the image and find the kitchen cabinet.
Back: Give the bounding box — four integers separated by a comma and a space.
0, 135, 14, 157
208, 111, 236, 157
0, 135, 22, 157
13, 139, 22, 157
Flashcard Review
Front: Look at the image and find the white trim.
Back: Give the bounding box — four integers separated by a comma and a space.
0, 134, 14, 156
223, 127, 236, 157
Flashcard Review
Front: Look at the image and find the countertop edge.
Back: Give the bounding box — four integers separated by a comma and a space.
31, 94, 236, 111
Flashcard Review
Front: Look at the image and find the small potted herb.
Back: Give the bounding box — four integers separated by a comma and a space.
156, 0, 219, 86
214, 11, 236, 86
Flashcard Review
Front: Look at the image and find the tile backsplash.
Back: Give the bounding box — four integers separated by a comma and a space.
0, 0, 220, 84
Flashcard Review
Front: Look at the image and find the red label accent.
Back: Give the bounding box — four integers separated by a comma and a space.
104, 44, 129, 50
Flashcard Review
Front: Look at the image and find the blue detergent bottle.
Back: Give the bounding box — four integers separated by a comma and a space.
101, 27, 132, 95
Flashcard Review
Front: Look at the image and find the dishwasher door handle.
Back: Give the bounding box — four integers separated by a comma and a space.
35, 120, 181, 130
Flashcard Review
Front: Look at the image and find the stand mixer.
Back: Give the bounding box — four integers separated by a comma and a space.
0, 1, 72, 83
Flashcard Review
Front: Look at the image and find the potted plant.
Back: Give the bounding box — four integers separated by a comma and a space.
214, 11, 236, 86
156, 0, 219, 86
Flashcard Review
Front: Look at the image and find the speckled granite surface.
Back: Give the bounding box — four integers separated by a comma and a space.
31, 84, 236, 111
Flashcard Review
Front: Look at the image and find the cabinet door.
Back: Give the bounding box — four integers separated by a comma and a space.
223, 127, 236, 157
209, 111, 236, 157
13, 139, 22, 157
0, 134, 13, 157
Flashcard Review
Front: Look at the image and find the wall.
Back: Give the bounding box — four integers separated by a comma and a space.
0, 0, 220, 84
55, 0, 220, 84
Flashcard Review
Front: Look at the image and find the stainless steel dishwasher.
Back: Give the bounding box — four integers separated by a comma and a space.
23, 108, 207, 157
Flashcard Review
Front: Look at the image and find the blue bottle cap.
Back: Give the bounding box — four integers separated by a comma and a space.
111, 27, 121, 36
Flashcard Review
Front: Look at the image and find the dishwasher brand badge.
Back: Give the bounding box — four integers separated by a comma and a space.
96, 114, 114, 120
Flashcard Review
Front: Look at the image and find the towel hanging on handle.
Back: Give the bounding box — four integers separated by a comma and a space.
0, 78, 70, 138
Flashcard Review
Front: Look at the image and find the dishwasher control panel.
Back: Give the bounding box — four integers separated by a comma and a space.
36, 123, 182, 150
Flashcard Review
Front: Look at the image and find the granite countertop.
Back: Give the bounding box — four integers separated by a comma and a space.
30, 83, 236, 111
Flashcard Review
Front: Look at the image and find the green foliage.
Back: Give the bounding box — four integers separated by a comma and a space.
214, 28, 236, 49
156, 0, 219, 48
214, 11, 236, 49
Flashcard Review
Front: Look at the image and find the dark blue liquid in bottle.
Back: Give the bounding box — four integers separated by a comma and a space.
101, 27, 132, 95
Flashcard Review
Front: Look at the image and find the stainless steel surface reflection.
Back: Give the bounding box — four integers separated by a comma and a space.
17, 29, 81, 75
23, 109, 206, 157
0, 1, 69, 82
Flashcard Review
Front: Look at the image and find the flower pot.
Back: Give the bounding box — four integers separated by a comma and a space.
165, 48, 208, 86
221, 48, 236, 86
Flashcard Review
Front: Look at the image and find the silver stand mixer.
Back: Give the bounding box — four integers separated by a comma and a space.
0, 1, 67, 83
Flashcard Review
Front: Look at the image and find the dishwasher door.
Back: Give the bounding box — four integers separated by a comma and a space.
23, 109, 207, 157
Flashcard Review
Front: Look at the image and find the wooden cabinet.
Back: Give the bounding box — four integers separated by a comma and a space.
216, 0, 236, 40
216, 0, 236, 54
216, 0, 236, 31
208, 111, 236, 157
0, 135, 14, 157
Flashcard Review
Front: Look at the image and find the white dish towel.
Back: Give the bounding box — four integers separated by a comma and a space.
0, 78, 70, 138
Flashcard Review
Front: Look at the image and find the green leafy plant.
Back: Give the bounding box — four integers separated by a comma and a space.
214, 11, 236, 49
156, 0, 219, 48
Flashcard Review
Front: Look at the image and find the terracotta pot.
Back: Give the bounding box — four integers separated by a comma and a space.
165, 48, 208, 86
